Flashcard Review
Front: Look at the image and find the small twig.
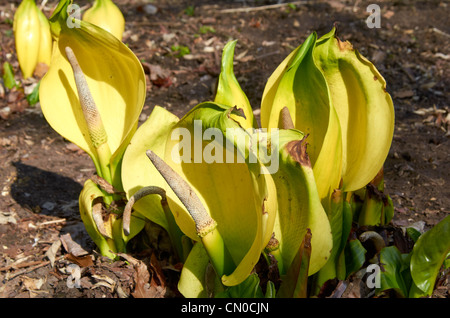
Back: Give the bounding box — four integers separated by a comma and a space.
329, 280, 349, 298
2, 256, 64, 281
37, 219, 66, 227
255, 50, 281, 60
432, 27, 450, 39
219, 1, 309, 14
0, 259, 36, 272
38, 0, 48, 11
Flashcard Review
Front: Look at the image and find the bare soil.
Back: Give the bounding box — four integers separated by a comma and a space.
0, 0, 449, 298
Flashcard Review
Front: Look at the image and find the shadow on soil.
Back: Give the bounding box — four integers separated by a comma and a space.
10, 161, 83, 218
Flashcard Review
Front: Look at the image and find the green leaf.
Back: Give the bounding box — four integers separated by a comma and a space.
2, 62, 18, 89
406, 227, 421, 243
162, 102, 271, 286
344, 239, 366, 278
78, 179, 116, 259
178, 242, 224, 298
26, 81, 40, 106
184, 5, 195, 16
277, 229, 311, 298
410, 215, 450, 296
214, 40, 255, 129
216, 274, 264, 298
337, 200, 353, 280
378, 246, 412, 297
199, 26, 215, 34
314, 190, 344, 288
270, 130, 333, 276
261, 32, 343, 203
264, 281, 276, 298
122, 106, 179, 231
171, 45, 190, 58
358, 184, 384, 226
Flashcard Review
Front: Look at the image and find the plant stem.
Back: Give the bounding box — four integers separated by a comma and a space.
202, 227, 235, 277
96, 142, 114, 204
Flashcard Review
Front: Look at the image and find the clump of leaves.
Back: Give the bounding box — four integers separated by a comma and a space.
171, 45, 190, 58
184, 5, 195, 17
2, 62, 18, 89
199, 25, 216, 34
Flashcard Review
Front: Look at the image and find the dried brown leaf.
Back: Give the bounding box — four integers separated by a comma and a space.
394, 89, 414, 99
118, 253, 167, 298
65, 253, 94, 268
60, 233, 89, 257
45, 239, 61, 267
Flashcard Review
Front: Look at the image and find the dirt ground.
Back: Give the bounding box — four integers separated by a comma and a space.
0, 0, 449, 298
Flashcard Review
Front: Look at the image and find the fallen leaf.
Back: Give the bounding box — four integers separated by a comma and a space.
262, 40, 276, 46
21, 276, 48, 297
65, 254, 94, 268
0, 211, 17, 225
60, 233, 89, 257
131, 258, 153, 298
21, 276, 45, 290
141, 62, 172, 87
118, 253, 167, 298
394, 89, 414, 99
149, 252, 166, 288
65, 143, 85, 155
91, 274, 116, 293
116, 284, 129, 298
45, 239, 62, 268
0, 106, 11, 120
371, 50, 387, 65
383, 10, 395, 19
33, 62, 49, 78
328, 0, 346, 11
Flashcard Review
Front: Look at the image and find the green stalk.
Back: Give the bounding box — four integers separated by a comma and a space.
112, 215, 126, 254
96, 142, 114, 205
202, 226, 235, 277
97, 236, 117, 260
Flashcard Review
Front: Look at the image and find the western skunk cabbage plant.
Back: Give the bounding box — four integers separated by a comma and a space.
38, 3, 448, 297
260, 27, 395, 289
39, 0, 145, 258
261, 27, 395, 201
